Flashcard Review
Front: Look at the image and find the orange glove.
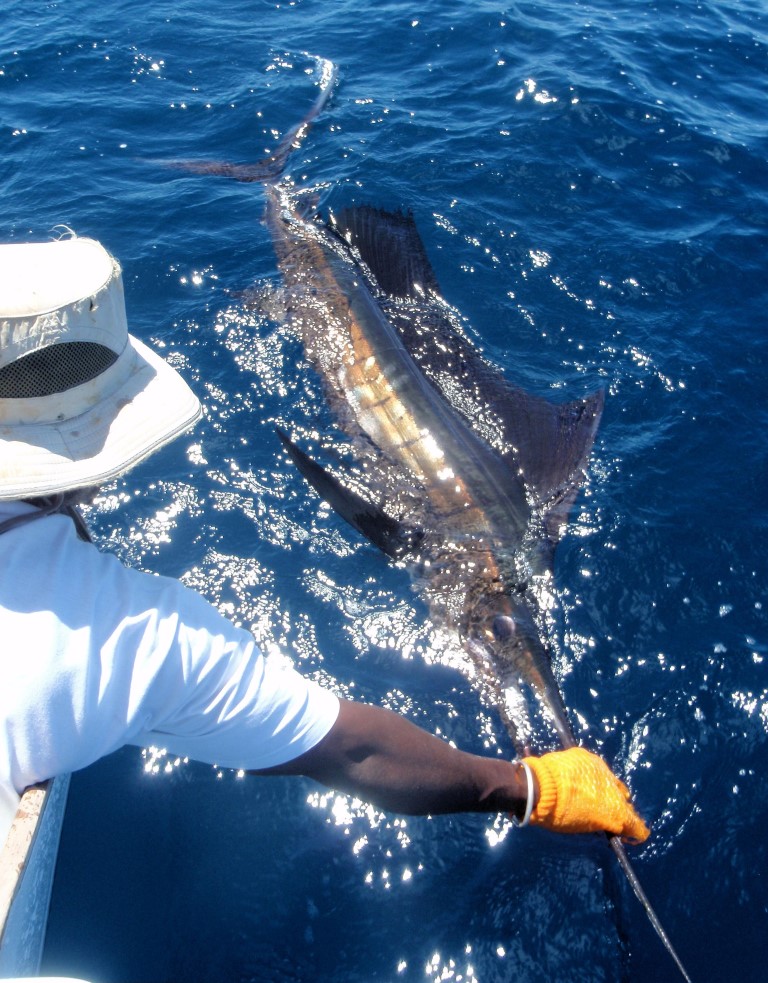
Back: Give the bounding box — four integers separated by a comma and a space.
524, 747, 650, 844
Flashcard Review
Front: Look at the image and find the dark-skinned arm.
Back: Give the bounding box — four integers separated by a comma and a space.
251, 698, 651, 842
251, 698, 535, 819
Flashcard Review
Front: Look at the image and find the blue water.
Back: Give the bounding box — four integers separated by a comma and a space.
4, 0, 767, 979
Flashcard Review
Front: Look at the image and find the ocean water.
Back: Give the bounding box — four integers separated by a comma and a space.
3, 0, 767, 980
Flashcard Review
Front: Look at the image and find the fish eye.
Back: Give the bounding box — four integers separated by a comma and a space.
492, 615, 517, 642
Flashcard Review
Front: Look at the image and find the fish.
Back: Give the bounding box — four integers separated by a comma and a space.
166, 54, 691, 983
268, 197, 600, 756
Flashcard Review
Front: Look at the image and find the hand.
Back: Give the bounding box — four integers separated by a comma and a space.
524, 746, 650, 844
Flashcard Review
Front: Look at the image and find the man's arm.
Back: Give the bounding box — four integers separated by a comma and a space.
252, 698, 650, 843
251, 698, 535, 819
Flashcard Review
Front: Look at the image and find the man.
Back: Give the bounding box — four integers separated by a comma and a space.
0, 233, 648, 849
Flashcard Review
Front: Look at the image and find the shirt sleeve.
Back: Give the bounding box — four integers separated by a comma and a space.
124, 574, 341, 770
0, 512, 339, 792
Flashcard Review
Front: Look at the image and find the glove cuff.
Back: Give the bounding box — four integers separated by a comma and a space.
525, 755, 558, 825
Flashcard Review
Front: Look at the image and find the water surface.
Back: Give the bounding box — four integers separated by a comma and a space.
3, 0, 767, 980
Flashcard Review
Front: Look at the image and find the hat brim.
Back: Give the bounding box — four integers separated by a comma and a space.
0, 335, 201, 500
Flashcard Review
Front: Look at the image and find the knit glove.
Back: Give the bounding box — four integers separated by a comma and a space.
524, 747, 650, 844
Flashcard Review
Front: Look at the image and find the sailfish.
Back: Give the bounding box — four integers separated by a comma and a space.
166, 55, 691, 982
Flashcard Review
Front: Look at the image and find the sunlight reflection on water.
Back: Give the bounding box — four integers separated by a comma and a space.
31, 5, 768, 976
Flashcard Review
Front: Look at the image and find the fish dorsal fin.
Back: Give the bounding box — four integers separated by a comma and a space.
331, 206, 440, 300
331, 206, 604, 545
381, 297, 605, 537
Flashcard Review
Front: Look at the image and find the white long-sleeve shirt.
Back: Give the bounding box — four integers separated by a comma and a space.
0, 500, 339, 846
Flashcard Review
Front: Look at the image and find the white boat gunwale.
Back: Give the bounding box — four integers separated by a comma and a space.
0, 775, 71, 976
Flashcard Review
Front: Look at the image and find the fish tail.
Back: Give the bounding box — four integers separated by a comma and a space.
153, 54, 337, 184
260, 54, 338, 183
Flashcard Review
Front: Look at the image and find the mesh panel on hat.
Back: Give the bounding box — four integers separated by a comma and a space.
0, 342, 118, 399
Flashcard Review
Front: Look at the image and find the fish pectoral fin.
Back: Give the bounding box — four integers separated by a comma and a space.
276, 427, 422, 560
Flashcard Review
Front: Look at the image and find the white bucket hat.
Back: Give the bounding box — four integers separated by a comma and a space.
0, 235, 202, 500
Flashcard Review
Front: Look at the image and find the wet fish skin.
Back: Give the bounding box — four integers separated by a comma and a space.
262, 175, 592, 752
